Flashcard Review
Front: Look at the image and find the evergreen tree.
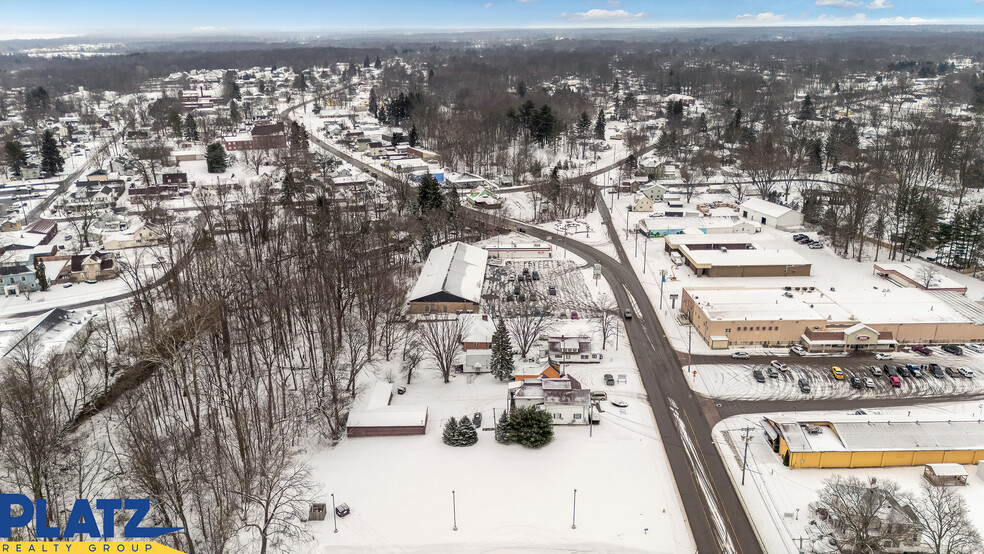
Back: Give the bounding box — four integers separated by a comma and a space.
3, 141, 27, 178
799, 94, 815, 120
698, 112, 708, 133
184, 114, 199, 141
39, 130, 64, 176
576, 111, 591, 136
508, 406, 553, 448
205, 142, 228, 173
368, 87, 378, 118
457, 417, 478, 447
33, 257, 48, 291
833, 81, 841, 93
168, 110, 183, 137
489, 318, 516, 381
494, 411, 513, 444
408, 125, 419, 148
612, 78, 620, 95
613, 95, 621, 120
516, 80, 527, 98
293, 72, 307, 90
364, 55, 371, 68
374, 56, 382, 69
229, 100, 242, 125
417, 173, 444, 212
442, 417, 459, 446
594, 109, 607, 140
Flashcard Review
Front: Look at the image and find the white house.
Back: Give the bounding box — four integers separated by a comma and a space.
459, 314, 497, 373
630, 193, 654, 212
640, 183, 667, 203
507, 375, 593, 425
738, 198, 804, 230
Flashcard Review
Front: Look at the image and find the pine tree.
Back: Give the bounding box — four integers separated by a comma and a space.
229, 100, 242, 125
374, 56, 382, 69
457, 417, 478, 447
205, 142, 227, 173
364, 55, 371, 68
516, 80, 527, 98
39, 130, 64, 176
494, 411, 513, 444
490, 318, 515, 381
799, 94, 815, 120
3, 141, 27, 178
508, 406, 553, 448
417, 174, 444, 212
168, 110, 183, 138
33, 257, 48, 291
368, 87, 378, 118
698, 113, 708, 133
442, 417, 459, 446
576, 111, 591, 137
184, 114, 199, 141
293, 73, 307, 90
408, 126, 419, 148
594, 109, 606, 140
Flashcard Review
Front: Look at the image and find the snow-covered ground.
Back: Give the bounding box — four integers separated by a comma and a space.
714, 402, 984, 554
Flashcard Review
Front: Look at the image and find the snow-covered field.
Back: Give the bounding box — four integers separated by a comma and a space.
714, 402, 984, 554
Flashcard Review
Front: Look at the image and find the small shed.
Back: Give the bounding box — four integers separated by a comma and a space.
923, 463, 968, 486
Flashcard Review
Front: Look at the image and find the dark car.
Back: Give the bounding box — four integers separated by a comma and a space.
798, 378, 811, 393
912, 345, 932, 355
929, 363, 943, 374
850, 376, 862, 389
942, 344, 964, 355
624, 309, 633, 320
885, 365, 898, 377
604, 373, 615, 386
472, 412, 482, 427
335, 503, 350, 518
531, 271, 540, 281
753, 369, 766, 383
766, 366, 779, 378
931, 366, 945, 378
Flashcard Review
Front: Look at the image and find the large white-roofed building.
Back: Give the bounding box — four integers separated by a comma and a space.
738, 198, 804, 230
408, 242, 489, 315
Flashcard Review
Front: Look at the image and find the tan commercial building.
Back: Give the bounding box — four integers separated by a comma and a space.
682, 286, 984, 350
664, 234, 811, 277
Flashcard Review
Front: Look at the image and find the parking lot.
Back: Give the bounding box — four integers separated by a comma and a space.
481, 258, 595, 318
687, 350, 984, 401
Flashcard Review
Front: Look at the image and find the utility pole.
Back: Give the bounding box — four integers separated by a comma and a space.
741, 426, 753, 485
643, 235, 649, 274
452, 490, 458, 531
571, 489, 577, 529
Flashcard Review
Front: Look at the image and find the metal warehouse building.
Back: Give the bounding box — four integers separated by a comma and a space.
762, 415, 984, 469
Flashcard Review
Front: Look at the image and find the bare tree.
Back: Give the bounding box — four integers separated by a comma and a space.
417, 317, 470, 383
811, 475, 907, 553
591, 293, 619, 350
917, 264, 941, 289
506, 306, 554, 358
913, 482, 982, 554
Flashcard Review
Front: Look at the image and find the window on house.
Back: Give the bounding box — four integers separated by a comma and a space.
573, 413, 582, 419
553, 413, 562, 419
581, 355, 588, 360
725, 328, 731, 333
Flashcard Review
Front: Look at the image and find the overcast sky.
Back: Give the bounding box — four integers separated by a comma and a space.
1, 0, 981, 39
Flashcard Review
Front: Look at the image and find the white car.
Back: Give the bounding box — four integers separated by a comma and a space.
959, 367, 975, 378
790, 346, 807, 356
965, 344, 984, 354
731, 351, 751, 360
770, 360, 789, 372
875, 352, 894, 360
864, 377, 875, 389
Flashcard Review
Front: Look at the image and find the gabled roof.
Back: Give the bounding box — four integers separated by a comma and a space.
739, 198, 798, 219
408, 242, 488, 305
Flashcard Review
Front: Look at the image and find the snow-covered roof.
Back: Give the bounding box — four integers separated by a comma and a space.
925, 463, 968, 477
346, 380, 428, 429
739, 198, 798, 219
765, 415, 984, 453
682, 247, 810, 268
408, 242, 488, 304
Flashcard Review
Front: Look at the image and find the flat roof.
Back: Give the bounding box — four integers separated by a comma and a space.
664, 233, 755, 246
874, 261, 967, 291
688, 287, 841, 322
765, 415, 984, 453
681, 246, 810, 268
740, 198, 798, 219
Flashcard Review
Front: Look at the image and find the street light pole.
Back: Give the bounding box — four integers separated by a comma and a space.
741, 426, 752, 485
643, 235, 649, 274
331, 493, 338, 533
571, 489, 577, 529
452, 490, 458, 531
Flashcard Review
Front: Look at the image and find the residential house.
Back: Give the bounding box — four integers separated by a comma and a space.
514, 361, 564, 381
507, 375, 593, 425
162, 172, 189, 186
823, 490, 926, 554
102, 222, 164, 250
0, 265, 38, 295
542, 335, 603, 363
466, 186, 502, 209
459, 314, 498, 372
630, 193, 654, 212
128, 185, 178, 204
640, 183, 668, 203
60, 251, 118, 283
86, 169, 110, 182
367, 141, 387, 158
25, 219, 58, 245
21, 164, 41, 180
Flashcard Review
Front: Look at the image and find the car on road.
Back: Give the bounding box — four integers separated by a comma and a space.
789, 346, 807, 356
959, 367, 975, 378
753, 369, 766, 383
912, 345, 932, 355
624, 309, 633, 319
875, 352, 894, 360
731, 351, 751, 360
831, 366, 845, 380
798, 378, 811, 393
850, 376, 862, 389
946, 366, 960, 378
591, 391, 608, 401
889, 376, 901, 387
766, 366, 779, 378
610, 399, 629, 408
869, 366, 882, 377
604, 374, 615, 386
864, 377, 875, 389
942, 344, 964, 355
965, 344, 984, 354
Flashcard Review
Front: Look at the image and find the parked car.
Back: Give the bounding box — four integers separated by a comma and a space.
808, 243, 824, 249
909, 366, 923, 378
942, 344, 964, 355
897, 366, 911, 378
769, 360, 788, 372
864, 377, 875, 389
571, 310, 579, 320
531, 271, 540, 281
831, 366, 845, 380
889, 376, 901, 387
912, 345, 932, 355
965, 344, 984, 353
472, 412, 482, 427
931, 366, 945, 379
928, 363, 942, 374
591, 391, 608, 401
753, 369, 766, 383
624, 309, 633, 320
798, 378, 811, 393
959, 367, 975, 378
335, 503, 350, 518
731, 351, 751, 360
850, 376, 862, 389
604, 374, 615, 386
884, 365, 898, 377
874, 352, 894, 360
790, 346, 807, 356
869, 365, 883, 377
610, 399, 629, 408
946, 366, 960, 378
766, 366, 779, 378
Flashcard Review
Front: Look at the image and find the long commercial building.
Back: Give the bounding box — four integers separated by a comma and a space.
664, 234, 811, 277
762, 415, 984, 469
682, 286, 984, 350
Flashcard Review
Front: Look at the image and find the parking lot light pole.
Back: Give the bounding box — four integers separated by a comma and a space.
452, 490, 458, 531
571, 489, 577, 529
331, 493, 338, 533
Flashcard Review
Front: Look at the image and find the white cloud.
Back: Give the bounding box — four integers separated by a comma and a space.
878, 16, 934, 23
560, 9, 647, 21
484, 2, 494, 7
818, 12, 867, 22
734, 12, 787, 23
815, 0, 862, 8
867, 0, 894, 8
191, 25, 228, 32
